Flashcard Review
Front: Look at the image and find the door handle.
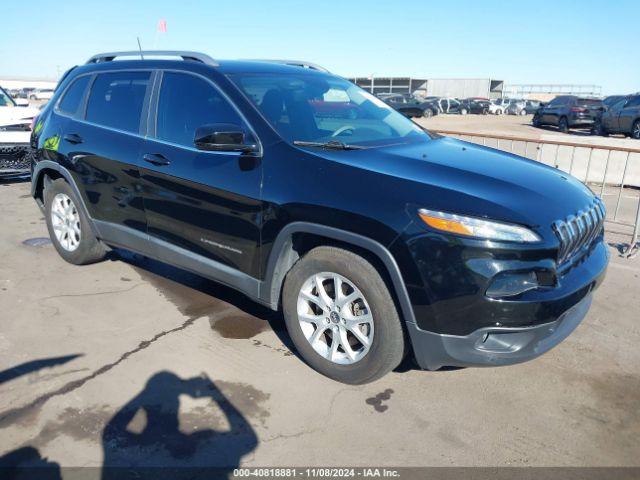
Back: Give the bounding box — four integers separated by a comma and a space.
63, 133, 83, 144
143, 153, 171, 167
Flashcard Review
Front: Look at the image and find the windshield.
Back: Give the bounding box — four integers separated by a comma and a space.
231, 73, 430, 147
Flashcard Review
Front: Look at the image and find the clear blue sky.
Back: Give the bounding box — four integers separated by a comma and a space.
1, 0, 637, 94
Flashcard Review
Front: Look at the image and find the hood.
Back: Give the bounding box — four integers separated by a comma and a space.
0, 105, 39, 128
319, 137, 596, 230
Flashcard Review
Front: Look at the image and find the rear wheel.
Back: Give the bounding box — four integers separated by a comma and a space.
282, 246, 405, 384
423, 108, 433, 118
632, 120, 640, 140
45, 178, 107, 265
460, 108, 468, 115
558, 116, 569, 133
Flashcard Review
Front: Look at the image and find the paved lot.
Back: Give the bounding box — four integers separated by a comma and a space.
417, 113, 640, 149
0, 179, 639, 471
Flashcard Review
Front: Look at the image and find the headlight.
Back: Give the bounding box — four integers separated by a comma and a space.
418, 209, 541, 243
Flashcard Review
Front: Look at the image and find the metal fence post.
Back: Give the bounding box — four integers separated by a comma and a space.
614, 152, 631, 220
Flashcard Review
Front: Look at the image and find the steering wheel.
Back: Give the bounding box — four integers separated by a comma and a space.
331, 125, 355, 137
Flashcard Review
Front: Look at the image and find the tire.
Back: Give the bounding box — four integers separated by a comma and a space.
632, 120, 640, 140
532, 114, 541, 127
423, 108, 433, 118
558, 116, 569, 133
44, 178, 108, 265
460, 108, 468, 115
592, 120, 608, 137
282, 246, 405, 384
519, 109, 527, 116
496, 108, 503, 115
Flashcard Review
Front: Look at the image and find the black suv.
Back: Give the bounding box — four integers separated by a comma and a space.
377, 93, 438, 118
593, 94, 640, 139
533, 95, 603, 133
30, 51, 608, 384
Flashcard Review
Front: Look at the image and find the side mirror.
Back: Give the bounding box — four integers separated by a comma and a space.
194, 123, 258, 153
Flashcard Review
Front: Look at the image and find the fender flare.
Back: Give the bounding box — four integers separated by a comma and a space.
31, 160, 100, 237
260, 222, 417, 325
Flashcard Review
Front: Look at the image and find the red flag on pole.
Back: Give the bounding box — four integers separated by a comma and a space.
157, 19, 167, 33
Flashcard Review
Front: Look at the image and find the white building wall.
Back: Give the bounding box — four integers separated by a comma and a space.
426, 78, 492, 98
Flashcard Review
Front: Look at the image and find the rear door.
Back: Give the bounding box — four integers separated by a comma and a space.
618, 96, 640, 133
58, 70, 152, 237
140, 70, 263, 278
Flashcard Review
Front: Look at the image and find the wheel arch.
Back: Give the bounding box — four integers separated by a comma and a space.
261, 222, 416, 326
31, 160, 100, 237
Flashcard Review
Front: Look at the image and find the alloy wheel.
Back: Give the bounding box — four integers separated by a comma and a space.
296, 272, 374, 365
51, 193, 81, 251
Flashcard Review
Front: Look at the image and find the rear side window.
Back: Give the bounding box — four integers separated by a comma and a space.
58, 75, 90, 115
85, 71, 150, 133
156, 72, 245, 147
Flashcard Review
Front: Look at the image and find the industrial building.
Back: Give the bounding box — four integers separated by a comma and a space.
348, 77, 504, 99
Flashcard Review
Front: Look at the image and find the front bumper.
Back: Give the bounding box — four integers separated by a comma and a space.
404, 238, 608, 370
407, 293, 592, 370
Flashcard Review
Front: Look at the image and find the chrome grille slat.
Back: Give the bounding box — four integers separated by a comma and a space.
552, 198, 606, 265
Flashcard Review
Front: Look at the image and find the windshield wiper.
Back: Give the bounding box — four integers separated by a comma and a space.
293, 140, 367, 150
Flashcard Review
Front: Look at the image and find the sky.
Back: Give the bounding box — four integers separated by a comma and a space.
1, 0, 637, 95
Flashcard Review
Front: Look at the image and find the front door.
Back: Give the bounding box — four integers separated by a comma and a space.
140, 71, 263, 278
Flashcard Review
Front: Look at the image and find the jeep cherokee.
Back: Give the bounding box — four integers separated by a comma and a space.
30, 51, 609, 384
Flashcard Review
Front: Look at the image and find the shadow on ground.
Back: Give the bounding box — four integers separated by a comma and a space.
1, 370, 258, 479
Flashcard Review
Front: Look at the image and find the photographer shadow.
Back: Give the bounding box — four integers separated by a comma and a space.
102, 371, 258, 479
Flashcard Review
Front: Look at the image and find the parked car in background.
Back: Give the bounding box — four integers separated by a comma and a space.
533, 96, 603, 133
593, 94, 640, 139
0, 86, 38, 178
30, 50, 608, 384
29, 89, 55, 101
506, 100, 527, 115
488, 98, 511, 115
523, 100, 544, 114
377, 93, 439, 118
16, 88, 36, 99
460, 98, 489, 114
438, 97, 467, 114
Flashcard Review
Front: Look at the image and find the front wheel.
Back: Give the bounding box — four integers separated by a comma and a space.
423, 108, 433, 118
632, 120, 640, 140
460, 108, 468, 115
45, 178, 108, 265
282, 246, 405, 384
592, 120, 608, 137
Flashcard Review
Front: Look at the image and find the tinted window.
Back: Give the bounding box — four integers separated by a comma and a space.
58, 75, 90, 115
156, 72, 245, 147
625, 96, 640, 108
86, 71, 150, 133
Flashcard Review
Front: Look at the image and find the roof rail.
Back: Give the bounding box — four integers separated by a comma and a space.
86, 51, 218, 66
253, 59, 330, 73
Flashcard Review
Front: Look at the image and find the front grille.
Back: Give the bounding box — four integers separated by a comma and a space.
552, 198, 606, 265
0, 144, 31, 173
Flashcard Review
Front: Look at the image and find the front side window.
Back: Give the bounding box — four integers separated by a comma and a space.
58, 75, 90, 115
156, 72, 246, 147
231, 73, 429, 147
85, 71, 150, 133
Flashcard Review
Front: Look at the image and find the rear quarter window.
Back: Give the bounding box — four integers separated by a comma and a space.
85, 71, 151, 133
57, 75, 90, 115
